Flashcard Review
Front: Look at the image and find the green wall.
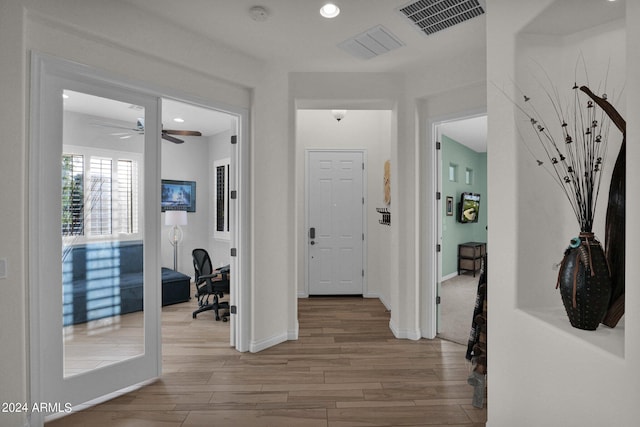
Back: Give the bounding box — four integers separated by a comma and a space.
441, 134, 487, 277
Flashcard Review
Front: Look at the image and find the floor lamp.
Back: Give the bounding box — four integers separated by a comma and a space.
165, 210, 187, 271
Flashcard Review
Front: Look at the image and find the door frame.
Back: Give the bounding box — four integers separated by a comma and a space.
424, 110, 486, 339
304, 149, 367, 296
29, 53, 251, 426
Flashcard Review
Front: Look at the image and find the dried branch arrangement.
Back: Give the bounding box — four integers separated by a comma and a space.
512, 76, 615, 232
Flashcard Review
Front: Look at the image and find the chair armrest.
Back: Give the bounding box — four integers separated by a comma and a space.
199, 272, 228, 281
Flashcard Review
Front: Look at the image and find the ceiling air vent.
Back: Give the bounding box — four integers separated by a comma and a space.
338, 25, 404, 60
399, 0, 485, 36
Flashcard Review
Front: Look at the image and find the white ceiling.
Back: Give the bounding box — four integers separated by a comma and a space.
65, 0, 622, 149
119, 0, 488, 73
522, 0, 624, 36
68, 0, 491, 144
439, 115, 487, 153
63, 90, 234, 137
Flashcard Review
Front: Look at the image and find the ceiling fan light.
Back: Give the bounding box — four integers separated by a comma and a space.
320, 3, 340, 18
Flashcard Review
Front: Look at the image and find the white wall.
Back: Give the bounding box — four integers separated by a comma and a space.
0, 3, 28, 425
160, 127, 235, 275
250, 62, 294, 349
487, 1, 640, 426
160, 136, 210, 274
295, 110, 392, 305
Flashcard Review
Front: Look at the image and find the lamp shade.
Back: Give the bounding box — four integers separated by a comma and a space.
165, 210, 187, 226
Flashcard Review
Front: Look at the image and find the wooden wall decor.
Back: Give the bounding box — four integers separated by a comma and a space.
384, 160, 391, 205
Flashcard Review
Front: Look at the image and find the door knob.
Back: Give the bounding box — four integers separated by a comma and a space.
310, 241, 315, 245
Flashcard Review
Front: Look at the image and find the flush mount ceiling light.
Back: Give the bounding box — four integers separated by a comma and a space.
249, 5, 269, 22
320, 3, 340, 18
173, 117, 185, 123
332, 109, 347, 121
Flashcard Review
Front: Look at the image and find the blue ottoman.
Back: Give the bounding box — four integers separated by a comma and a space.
162, 268, 191, 306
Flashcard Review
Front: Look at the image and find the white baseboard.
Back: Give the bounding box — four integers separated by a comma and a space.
250, 332, 288, 353
441, 271, 459, 282
388, 318, 421, 340
364, 292, 391, 312
288, 321, 299, 340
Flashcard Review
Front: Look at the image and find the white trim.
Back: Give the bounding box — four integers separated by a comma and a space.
288, 321, 300, 341
250, 332, 289, 353
232, 107, 251, 353
364, 293, 392, 312
389, 319, 421, 340
44, 378, 157, 423
441, 271, 459, 282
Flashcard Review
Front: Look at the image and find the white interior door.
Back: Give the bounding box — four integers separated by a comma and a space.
307, 150, 364, 295
29, 55, 161, 423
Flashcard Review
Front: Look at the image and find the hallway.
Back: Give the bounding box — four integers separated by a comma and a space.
47, 296, 486, 426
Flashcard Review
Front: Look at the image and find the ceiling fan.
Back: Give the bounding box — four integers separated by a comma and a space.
93, 119, 201, 144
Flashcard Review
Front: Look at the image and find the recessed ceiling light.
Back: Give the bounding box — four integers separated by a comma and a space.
62, 93, 69, 99
173, 117, 185, 123
320, 3, 340, 18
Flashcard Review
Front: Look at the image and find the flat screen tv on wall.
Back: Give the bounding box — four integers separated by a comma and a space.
161, 179, 196, 212
458, 192, 480, 223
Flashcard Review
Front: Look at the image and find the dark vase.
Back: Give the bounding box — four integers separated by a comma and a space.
557, 233, 612, 330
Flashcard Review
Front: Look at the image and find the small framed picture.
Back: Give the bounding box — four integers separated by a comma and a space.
446, 196, 454, 216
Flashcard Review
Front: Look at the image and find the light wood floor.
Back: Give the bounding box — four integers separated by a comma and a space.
63, 311, 144, 377
47, 295, 487, 427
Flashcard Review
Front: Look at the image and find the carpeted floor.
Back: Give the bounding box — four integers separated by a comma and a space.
438, 273, 479, 345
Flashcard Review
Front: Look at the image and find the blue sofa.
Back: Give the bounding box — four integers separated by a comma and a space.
62, 240, 190, 326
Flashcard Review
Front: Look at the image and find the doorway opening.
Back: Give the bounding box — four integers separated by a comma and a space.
434, 114, 487, 345
159, 97, 238, 342
296, 108, 393, 314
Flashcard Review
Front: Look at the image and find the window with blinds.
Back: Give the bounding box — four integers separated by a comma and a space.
214, 158, 230, 240
117, 160, 138, 234
62, 154, 85, 236
89, 157, 113, 236
62, 152, 140, 239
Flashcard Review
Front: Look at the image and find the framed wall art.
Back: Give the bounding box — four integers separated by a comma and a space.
161, 179, 196, 212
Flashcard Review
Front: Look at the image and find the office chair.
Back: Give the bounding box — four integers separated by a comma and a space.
192, 248, 230, 321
